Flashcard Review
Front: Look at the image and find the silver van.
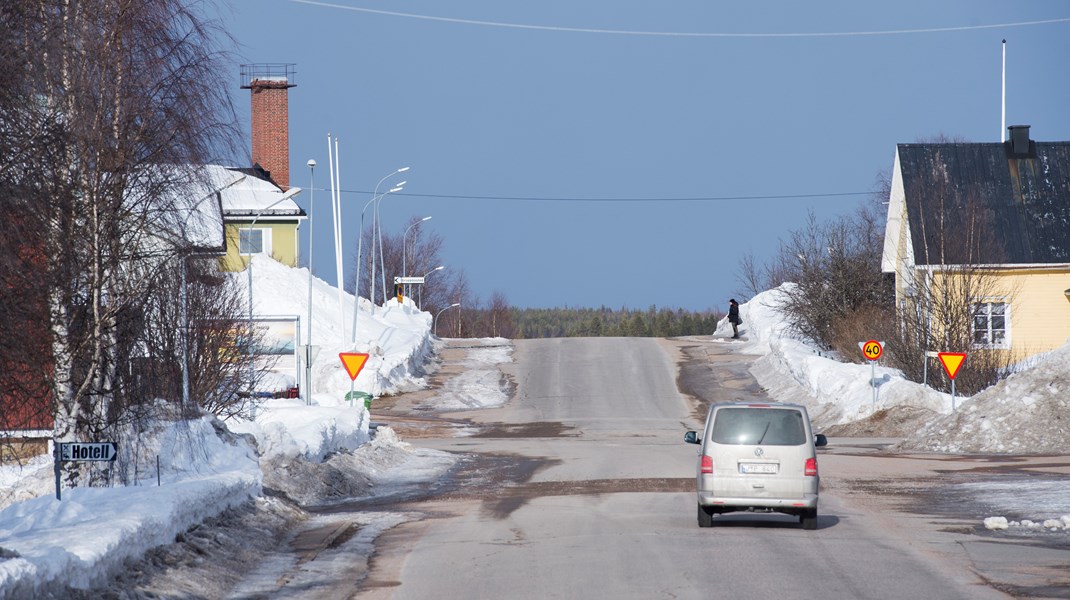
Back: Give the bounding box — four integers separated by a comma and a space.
684, 402, 827, 529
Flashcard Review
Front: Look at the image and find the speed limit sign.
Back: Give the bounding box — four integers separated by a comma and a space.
861, 340, 883, 361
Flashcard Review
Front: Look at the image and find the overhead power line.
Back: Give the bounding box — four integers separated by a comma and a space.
290, 1, 1070, 38
306, 188, 873, 202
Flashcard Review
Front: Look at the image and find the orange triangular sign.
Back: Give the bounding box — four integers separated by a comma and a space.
937, 352, 967, 380
339, 352, 369, 381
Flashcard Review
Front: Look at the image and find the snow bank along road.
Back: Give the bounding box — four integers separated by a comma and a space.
361, 337, 1070, 600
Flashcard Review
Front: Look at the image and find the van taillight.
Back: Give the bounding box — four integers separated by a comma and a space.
805, 457, 818, 477
701, 455, 713, 474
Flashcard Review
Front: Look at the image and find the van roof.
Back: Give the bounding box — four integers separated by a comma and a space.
714, 401, 804, 409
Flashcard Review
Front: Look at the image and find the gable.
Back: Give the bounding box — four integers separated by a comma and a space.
897, 140, 1070, 266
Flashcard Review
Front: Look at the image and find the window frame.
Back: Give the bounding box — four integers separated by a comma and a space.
970, 298, 1010, 349
238, 227, 272, 257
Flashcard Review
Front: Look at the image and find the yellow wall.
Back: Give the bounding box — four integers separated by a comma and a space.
1002, 269, 1070, 356
919, 268, 1070, 360
219, 221, 301, 272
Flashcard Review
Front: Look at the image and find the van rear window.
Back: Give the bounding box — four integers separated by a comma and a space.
711, 408, 806, 446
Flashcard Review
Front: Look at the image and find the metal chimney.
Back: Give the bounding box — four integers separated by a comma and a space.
1008, 124, 1031, 157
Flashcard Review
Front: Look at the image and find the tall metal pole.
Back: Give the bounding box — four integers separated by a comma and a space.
246, 194, 297, 407
368, 167, 409, 311
403, 216, 431, 297
351, 195, 377, 347
376, 182, 405, 303
305, 159, 316, 403
1001, 39, 1007, 142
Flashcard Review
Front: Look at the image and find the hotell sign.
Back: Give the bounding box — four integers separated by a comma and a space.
59, 442, 118, 462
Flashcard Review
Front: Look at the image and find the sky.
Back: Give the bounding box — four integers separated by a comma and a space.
3, 263, 1069, 594
216, 1, 1070, 311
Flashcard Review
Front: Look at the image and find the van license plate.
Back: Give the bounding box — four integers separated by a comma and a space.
740, 463, 778, 474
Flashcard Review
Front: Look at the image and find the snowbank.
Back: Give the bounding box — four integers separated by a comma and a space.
0, 418, 260, 596
721, 286, 951, 429
723, 285, 1070, 455
0, 257, 439, 597
896, 343, 1070, 454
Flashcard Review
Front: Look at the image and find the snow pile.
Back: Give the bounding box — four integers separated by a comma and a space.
724, 285, 1070, 455
984, 516, 1070, 532
0, 417, 260, 596
895, 343, 1070, 454
721, 286, 950, 429
0, 257, 440, 597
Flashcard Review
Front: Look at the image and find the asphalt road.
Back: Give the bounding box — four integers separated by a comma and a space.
355, 337, 1023, 600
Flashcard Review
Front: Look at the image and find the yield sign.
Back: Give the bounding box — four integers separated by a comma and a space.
338, 352, 369, 381
937, 352, 967, 380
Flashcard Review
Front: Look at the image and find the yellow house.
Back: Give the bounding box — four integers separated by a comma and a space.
211, 165, 306, 271
882, 125, 1070, 361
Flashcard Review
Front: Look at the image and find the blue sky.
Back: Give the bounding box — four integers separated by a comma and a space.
219, 1, 1070, 311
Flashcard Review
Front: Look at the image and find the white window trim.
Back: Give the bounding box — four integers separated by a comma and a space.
971, 298, 1011, 350
239, 227, 273, 257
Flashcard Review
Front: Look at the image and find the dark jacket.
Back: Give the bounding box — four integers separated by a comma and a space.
728, 302, 740, 325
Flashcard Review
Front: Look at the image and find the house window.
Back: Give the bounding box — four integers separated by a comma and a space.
238, 228, 271, 255
972, 301, 1009, 348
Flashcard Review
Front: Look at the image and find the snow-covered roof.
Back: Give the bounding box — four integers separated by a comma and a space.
135, 165, 231, 253
208, 165, 305, 220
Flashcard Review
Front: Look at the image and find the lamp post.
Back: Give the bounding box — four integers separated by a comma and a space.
368, 167, 408, 305
419, 265, 444, 308
351, 192, 381, 346
434, 303, 461, 337
246, 192, 298, 404
375, 179, 406, 304
304, 159, 316, 404
369, 184, 405, 313
403, 216, 431, 296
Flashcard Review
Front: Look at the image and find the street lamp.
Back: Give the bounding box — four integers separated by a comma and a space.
351, 191, 382, 346
419, 265, 444, 308
369, 183, 405, 310
304, 159, 316, 403
403, 216, 432, 296
375, 179, 406, 304
434, 303, 461, 337
368, 167, 408, 304
246, 191, 299, 401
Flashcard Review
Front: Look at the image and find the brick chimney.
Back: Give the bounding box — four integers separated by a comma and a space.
241, 64, 296, 189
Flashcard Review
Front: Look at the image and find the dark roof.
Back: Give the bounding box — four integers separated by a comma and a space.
898, 140, 1070, 266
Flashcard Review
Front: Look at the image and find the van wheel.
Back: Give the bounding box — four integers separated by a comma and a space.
698, 504, 714, 528
800, 509, 818, 530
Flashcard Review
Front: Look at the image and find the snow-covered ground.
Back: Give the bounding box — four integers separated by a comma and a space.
1, 273, 1068, 596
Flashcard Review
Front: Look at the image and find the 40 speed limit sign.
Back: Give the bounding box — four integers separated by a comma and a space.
861, 340, 883, 361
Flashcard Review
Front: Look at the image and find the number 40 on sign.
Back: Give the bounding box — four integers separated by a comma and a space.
860, 340, 883, 361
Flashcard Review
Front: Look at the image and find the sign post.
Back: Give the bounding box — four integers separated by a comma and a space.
339, 352, 370, 408
859, 340, 884, 404
937, 352, 967, 410
54, 441, 118, 500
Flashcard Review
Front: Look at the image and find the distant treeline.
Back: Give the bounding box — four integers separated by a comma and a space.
509, 306, 723, 339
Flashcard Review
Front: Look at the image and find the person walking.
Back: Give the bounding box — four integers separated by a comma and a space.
728, 299, 741, 339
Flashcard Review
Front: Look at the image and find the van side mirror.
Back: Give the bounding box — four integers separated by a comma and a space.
815, 433, 828, 447
684, 431, 700, 445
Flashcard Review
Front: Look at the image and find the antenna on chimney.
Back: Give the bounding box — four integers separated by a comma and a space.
1001, 39, 1006, 142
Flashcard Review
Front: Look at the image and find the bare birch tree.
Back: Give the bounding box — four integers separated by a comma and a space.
3, 1, 239, 460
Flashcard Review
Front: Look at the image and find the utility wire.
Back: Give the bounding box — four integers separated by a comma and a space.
301, 188, 873, 202
289, 1, 1070, 38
